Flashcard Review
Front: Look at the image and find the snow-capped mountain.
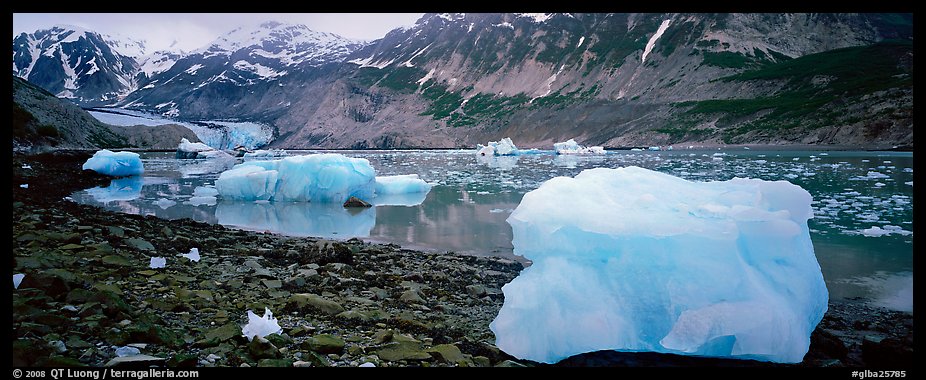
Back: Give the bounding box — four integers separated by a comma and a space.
12, 25, 140, 105
120, 21, 366, 119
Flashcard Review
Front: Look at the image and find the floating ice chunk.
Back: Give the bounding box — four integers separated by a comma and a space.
181, 248, 201, 262
359, 362, 376, 367
149, 257, 166, 269
13, 274, 25, 289
244, 149, 289, 158
193, 186, 219, 197
905, 181, 913, 186
241, 308, 282, 341
115, 346, 141, 357
491, 166, 827, 364
20, 184, 28, 189
858, 225, 912, 237
371, 192, 428, 207
375, 174, 432, 195
217, 154, 375, 203
476, 137, 520, 156
176, 138, 215, 159
553, 139, 605, 155
21, 164, 31, 169
187, 196, 218, 206
648, 146, 661, 151
82, 150, 144, 177
154, 198, 176, 209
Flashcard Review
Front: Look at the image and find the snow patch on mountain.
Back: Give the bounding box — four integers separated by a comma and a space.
642, 19, 672, 64
233, 60, 286, 79
516, 13, 554, 23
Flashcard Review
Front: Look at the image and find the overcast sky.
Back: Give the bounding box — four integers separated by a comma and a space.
12, 13, 425, 52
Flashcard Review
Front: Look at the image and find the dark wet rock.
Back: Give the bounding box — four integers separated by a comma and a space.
167, 353, 198, 367
427, 344, 467, 364
104, 354, 166, 368
125, 238, 155, 251
248, 336, 281, 359
400, 289, 425, 303
862, 335, 913, 367
289, 293, 345, 315
303, 334, 346, 354
376, 341, 431, 361
301, 351, 330, 367
102, 255, 134, 267
809, 329, 848, 360
465, 285, 488, 298
202, 323, 242, 346
336, 309, 388, 322
343, 197, 372, 208
496, 359, 529, 367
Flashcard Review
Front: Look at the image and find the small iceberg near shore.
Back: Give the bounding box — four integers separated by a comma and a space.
553, 139, 605, 155
476, 137, 520, 156
82, 150, 144, 177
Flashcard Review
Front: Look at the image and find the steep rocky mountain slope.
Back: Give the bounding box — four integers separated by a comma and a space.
270, 13, 911, 149
13, 76, 199, 151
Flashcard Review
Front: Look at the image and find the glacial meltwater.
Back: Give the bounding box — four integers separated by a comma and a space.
70, 149, 913, 312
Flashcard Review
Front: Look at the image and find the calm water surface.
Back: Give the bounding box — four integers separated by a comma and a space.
71, 149, 914, 311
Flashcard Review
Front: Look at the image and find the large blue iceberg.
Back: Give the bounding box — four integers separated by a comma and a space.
216, 154, 375, 203
82, 150, 144, 177
216, 154, 432, 204
490, 166, 828, 364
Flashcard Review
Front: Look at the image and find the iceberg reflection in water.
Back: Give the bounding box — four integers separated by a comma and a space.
85, 176, 145, 203
215, 201, 377, 239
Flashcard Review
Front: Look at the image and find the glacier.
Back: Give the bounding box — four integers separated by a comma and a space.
82, 150, 144, 177
476, 137, 520, 156
490, 166, 828, 364
553, 139, 605, 155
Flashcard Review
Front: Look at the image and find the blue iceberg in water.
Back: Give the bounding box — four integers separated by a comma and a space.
216, 154, 376, 203
82, 150, 144, 177
490, 166, 828, 364
216, 154, 432, 204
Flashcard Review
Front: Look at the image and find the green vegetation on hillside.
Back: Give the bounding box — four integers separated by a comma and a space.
669, 40, 913, 142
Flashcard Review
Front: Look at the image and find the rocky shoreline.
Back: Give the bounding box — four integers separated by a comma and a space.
12, 151, 913, 368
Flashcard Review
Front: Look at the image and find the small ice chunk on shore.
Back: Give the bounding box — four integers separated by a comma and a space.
13, 274, 25, 289
149, 257, 166, 269
242, 308, 282, 341
181, 248, 201, 262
